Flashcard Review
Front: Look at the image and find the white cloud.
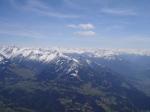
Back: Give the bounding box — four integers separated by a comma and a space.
68, 23, 95, 30
67, 24, 77, 29
75, 31, 96, 37
10, 0, 80, 18
0, 21, 52, 39
32, 8, 79, 18
78, 24, 95, 30
68, 23, 96, 37
101, 8, 137, 16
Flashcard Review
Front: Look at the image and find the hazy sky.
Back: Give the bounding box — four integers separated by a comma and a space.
0, 0, 150, 49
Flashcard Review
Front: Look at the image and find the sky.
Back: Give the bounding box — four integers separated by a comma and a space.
0, 0, 150, 49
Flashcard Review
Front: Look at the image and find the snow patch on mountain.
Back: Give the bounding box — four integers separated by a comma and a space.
0, 56, 3, 62
70, 73, 78, 77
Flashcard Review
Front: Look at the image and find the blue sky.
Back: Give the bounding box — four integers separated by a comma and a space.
0, 0, 150, 49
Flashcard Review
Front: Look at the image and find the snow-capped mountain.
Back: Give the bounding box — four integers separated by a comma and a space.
1, 46, 150, 80
1, 46, 150, 63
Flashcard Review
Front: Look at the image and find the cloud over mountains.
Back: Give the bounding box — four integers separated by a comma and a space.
68, 23, 96, 37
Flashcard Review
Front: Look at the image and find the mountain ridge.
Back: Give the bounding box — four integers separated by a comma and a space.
1, 46, 150, 63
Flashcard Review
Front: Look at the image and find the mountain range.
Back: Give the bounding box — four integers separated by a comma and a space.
0, 46, 150, 112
